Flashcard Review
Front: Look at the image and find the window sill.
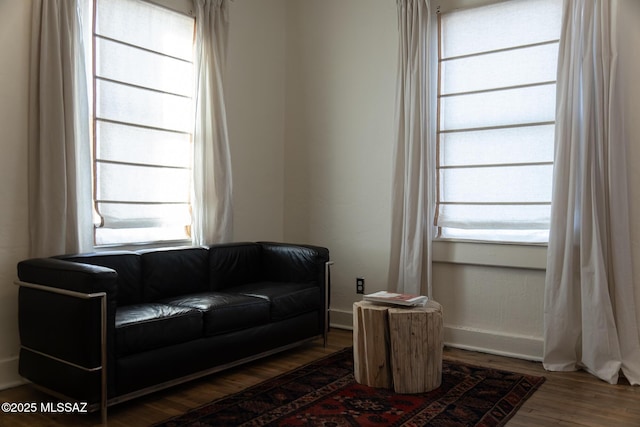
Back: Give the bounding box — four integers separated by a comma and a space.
432, 239, 547, 270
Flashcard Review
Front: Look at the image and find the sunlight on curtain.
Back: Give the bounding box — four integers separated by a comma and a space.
191, 0, 234, 245
28, 0, 93, 257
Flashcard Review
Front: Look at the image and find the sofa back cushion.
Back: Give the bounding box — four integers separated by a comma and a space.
209, 242, 262, 290
57, 252, 142, 306
140, 247, 209, 301
260, 243, 329, 285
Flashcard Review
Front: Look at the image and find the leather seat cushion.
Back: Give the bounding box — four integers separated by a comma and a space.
232, 282, 321, 320
115, 303, 202, 357
162, 292, 270, 336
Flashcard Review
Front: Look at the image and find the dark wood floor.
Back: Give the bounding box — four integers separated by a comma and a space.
0, 329, 638, 426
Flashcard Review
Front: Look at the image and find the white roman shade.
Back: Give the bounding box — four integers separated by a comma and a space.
436, 0, 561, 242
93, 0, 196, 245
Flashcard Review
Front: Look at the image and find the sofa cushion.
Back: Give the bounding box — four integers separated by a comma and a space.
57, 252, 142, 306
259, 243, 329, 284
140, 247, 209, 301
115, 303, 202, 357
232, 282, 321, 320
208, 243, 262, 290
162, 292, 270, 336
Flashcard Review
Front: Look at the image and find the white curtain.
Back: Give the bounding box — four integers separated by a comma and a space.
388, 0, 436, 296
544, 0, 640, 385
28, 0, 93, 257
192, 0, 234, 246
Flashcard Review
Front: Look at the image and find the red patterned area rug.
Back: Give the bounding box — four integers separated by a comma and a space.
155, 348, 544, 427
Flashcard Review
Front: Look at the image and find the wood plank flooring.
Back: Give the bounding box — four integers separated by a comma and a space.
0, 329, 638, 426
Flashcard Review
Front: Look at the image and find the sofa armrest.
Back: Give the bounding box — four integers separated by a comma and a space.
16, 257, 117, 406
259, 242, 332, 345
17, 257, 118, 296
258, 242, 330, 285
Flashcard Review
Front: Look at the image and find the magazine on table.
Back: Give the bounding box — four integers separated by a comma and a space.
363, 291, 428, 307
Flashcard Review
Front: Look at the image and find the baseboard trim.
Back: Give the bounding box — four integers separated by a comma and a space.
444, 325, 543, 362
0, 356, 25, 391
328, 308, 542, 362
329, 308, 353, 331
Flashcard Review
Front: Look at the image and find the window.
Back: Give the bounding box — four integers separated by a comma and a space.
435, 0, 562, 243
92, 0, 196, 246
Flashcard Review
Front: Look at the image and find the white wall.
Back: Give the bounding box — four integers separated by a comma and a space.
226, 0, 287, 243
284, 0, 398, 327
432, 259, 546, 359
0, 0, 32, 389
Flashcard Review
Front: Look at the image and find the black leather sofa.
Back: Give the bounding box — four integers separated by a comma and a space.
16, 242, 331, 420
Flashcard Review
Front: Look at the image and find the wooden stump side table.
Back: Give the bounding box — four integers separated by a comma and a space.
353, 300, 443, 394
